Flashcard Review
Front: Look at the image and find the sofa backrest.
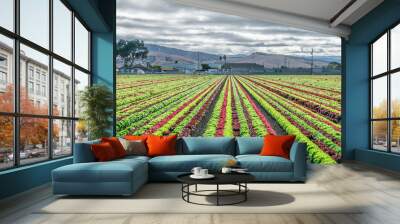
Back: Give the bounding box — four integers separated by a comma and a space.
73, 140, 100, 163
235, 137, 264, 155
179, 137, 235, 155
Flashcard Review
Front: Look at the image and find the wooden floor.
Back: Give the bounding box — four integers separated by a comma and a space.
1, 162, 400, 224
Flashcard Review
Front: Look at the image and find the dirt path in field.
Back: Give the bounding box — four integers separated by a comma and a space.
193, 76, 227, 136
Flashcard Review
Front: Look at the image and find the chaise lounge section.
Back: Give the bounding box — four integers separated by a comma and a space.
52, 137, 306, 196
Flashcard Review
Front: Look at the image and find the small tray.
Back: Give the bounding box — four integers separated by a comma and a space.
190, 174, 215, 179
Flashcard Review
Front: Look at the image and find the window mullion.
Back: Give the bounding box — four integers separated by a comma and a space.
13, 0, 21, 167
388, 30, 391, 153
71, 10, 76, 154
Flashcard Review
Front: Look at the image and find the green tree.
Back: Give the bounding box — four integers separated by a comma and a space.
201, 64, 211, 70
116, 39, 149, 68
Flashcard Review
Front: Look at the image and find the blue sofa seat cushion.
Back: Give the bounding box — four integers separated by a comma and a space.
180, 137, 235, 155
149, 154, 235, 172
236, 155, 293, 172
53, 159, 147, 183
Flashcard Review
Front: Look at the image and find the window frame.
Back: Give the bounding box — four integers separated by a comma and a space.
370, 21, 400, 154
0, 0, 92, 171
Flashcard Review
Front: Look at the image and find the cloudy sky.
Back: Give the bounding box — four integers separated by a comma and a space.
117, 0, 341, 56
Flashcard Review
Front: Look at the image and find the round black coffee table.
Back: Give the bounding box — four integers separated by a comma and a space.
177, 173, 255, 206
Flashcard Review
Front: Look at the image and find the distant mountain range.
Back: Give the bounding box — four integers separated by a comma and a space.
144, 43, 340, 69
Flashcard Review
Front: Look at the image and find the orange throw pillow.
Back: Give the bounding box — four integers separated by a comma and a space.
146, 135, 177, 157
101, 137, 126, 158
260, 135, 296, 159
124, 135, 148, 141
91, 142, 117, 162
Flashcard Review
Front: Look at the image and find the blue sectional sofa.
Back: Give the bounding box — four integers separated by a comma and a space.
52, 137, 307, 196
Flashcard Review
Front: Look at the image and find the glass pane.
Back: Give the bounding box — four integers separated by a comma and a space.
20, 117, 49, 165
0, 0, 14, 31
53, 0, 72, 60
20, 0, 49, 49
53, 59, 72, 117
53, 119, 72, 157
0, 116, 14, 170
391, 120, 400, 153
372, 76, 387, 119
74, 69, 89, 118
20, 44, 49, 115
391, 24, 400, 70
0, 35, 14, 112
75, 120, 88, 143
74, 18, 89, 70
372, 121, 388, 151
372, 33, 387, 76
391, 72, 400, 118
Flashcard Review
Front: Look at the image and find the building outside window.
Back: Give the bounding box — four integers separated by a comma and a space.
0, 0, 91, 170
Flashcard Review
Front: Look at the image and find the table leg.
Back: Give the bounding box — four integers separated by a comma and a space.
217, 184, 219, 206
195, 184, 198, 192
245, 183, 247, 201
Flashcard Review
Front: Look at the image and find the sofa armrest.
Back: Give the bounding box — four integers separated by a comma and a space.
289, 142, 307, 182
73, 140, 100, 163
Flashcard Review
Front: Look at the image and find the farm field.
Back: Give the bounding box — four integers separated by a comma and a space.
116, 74, 341, 164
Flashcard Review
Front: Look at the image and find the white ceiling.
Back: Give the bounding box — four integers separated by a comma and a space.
173, 0, 384, 38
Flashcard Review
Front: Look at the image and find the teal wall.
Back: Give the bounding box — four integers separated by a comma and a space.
343, 0, 400, 171
0, 0, 116, 200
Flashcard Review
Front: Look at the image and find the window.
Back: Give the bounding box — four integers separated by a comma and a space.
35, 84, 40, 95
28, 67, 34, 80
0, 71, 6, 84
75, 18, 90, 70
0, 0, 91, 170
53, 59, 72, 117
0, 34, 14, 113
41, 85, 46, 97
53, 119, 72, 158
28, 81, 34, 94
20, 0, 49, 48
0, 116, 13, 170
53, 0, 72, 60
370, 23, 400, 153
0, 55, 7, 67
0, 0, 14, 31
74, 69, 89, 118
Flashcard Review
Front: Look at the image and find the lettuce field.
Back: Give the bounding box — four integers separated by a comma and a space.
116, 75, 341, 164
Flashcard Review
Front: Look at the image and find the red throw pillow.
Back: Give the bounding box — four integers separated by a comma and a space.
146, 135, 177, 157
91, 142, 117, 162
260, 135, 296, 159
124, 135, 148, 141
101, 137, 126, 158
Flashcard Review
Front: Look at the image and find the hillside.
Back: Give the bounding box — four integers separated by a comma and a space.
144, 43, 339, 69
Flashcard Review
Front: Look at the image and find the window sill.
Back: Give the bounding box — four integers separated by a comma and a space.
0, 156, 72, 176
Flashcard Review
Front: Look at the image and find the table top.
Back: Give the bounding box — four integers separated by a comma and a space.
177, 172, 255, 185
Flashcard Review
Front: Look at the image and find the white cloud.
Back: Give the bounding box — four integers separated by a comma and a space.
117, 0, 341, 56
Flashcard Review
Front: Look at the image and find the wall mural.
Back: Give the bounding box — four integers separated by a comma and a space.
116, 0, 341, 164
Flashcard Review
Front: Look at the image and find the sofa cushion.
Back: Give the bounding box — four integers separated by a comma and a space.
236, 155, 293, 172
180, 137, 235, 155
147, 135, 177, 157
149, 154, 235, 172
236, 137, 263, 155
260, 135, 296, 159
73, 140, 100, 163
53, 159, 147, 183
91, 142, 118, 161
101, 137, 127, 158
